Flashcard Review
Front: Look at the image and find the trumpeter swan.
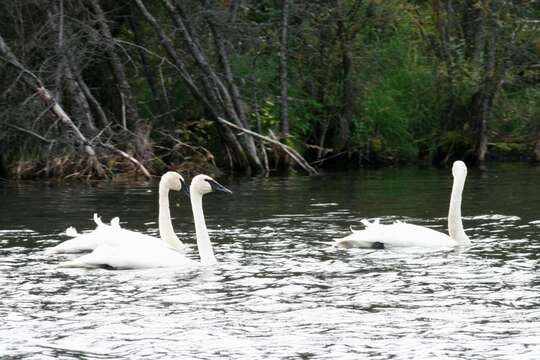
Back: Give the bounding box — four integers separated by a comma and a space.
57, 174, 232, 269
335, 161, 471, 249
47, 171, 189, 254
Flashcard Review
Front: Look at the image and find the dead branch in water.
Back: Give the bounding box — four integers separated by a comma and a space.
98, 142, 152, 179
217, 117, 319, 175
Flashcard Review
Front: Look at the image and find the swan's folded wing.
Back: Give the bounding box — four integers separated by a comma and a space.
47, 223, 119, 254
46, 232, 102, 254
379, 223, 456, 248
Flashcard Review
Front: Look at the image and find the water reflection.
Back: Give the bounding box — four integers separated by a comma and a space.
0, 163, 539, 359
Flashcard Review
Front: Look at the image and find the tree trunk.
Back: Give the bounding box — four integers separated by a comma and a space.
49, 0, 99, 138
134, 0, 250, 169
473, 4, 498, 168
204, 18, 265, 172
0, 141, 7, 178
432, 0, 458, 129
278, 0, 291, 168
47, 0, 108, 132
463, 0, 485, 63
52, 0, 64, 104
162, 0, 264, 171
228, 0, 240, 22
128, 3, 158, 100
335, 0, 353, 150
534, 133, 540, 163
64, 62, 98, 135
89, 0, 152, 161
71, 64, 110, 130
279, 0, 290, 141
315, 24, 329, 161
206, 12, 249, 128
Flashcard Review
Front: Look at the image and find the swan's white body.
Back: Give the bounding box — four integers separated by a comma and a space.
336, 220, 458, 249
336, 161, 471, 249
58, 175, 231, 270
47, 172, 188, 254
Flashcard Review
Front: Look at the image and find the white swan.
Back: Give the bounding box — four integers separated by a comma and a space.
335, 161, 471, 249
57, 174, 232, 269
47, 171, 189, 254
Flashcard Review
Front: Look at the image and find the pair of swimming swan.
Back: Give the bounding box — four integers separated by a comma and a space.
50, 173, 232, 269
335, 160, 471, 249
51, 160, 470, 269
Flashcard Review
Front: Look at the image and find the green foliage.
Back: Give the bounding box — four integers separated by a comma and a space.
254, 99, 279, 130
439, 130, 474, 157
491, 142, 527, 153
351, 26, 439, 161
492, 86, 540, 143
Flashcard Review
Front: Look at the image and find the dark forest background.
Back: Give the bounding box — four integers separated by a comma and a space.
0, 0, 539, 179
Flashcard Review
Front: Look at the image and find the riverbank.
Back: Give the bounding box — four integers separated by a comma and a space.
1, 148, 538, 182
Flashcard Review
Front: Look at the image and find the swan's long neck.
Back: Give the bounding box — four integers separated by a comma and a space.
158, 182, 183, 250
191, 192, 217, 265
448, 173, 470, 246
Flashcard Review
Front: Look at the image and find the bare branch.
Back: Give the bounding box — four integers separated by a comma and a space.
217, 117, 319, 175
98, 142, 152, 179
0, 121, 55, 144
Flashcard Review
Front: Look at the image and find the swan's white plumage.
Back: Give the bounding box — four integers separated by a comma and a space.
337, 220, 456, 249
46, 214, 121, 254
47, 172, 188, 254
58, 174, 231, 270
336, 161, 471, 249
59, 242, 198, 269
65, 226, 79, 237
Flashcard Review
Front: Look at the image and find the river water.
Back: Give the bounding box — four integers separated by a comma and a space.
1, 163, 539, 359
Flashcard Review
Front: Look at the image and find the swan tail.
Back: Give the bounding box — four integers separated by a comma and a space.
359, 218, 381, 228
348, 218, 381, 233
93, 213, 105, 227
335, 238, 356, 249
336, 222, 386, 249
44, 247, 60, 255
335, 231, 365, 246
335, 236, 381, 249
110, 217, 121, 229
65, 226, 79, 237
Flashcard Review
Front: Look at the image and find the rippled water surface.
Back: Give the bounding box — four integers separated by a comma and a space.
1, 164, 539, 359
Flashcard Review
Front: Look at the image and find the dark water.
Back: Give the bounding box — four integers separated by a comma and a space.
1, 164, 539, 359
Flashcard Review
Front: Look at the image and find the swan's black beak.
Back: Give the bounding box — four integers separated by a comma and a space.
207, 179, 232, 194
180, 179, 190, 197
